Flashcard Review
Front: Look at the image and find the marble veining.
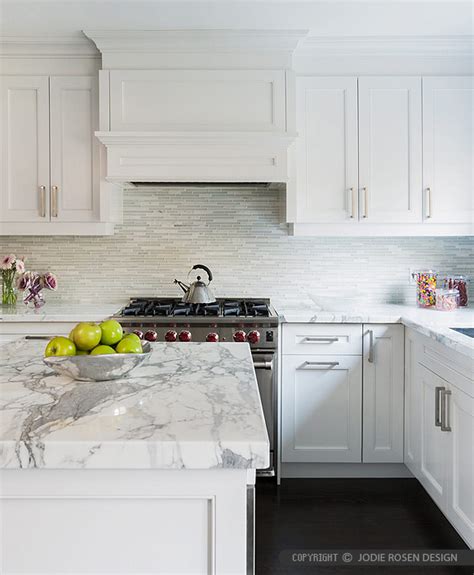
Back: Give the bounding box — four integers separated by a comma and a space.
0, 302, 124, 323
277, 302, 474, 358
0, 340, 269, 470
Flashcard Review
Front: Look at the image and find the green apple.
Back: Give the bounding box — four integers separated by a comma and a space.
90, 345, 116, 355
122, 333, 141, 346
71, 322, 102, 351
116, 337, 143, 354
100, 319, 123, 346
69, 327, 76, 341
45, 336, 76, 358
76, 350, 89, 356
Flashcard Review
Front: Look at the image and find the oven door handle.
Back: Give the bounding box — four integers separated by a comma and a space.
254, 360, 274, 370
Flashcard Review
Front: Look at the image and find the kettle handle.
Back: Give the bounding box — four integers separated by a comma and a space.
192, 264, 213, 283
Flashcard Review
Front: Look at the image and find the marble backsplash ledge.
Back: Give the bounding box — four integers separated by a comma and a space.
1, 186, 473, 306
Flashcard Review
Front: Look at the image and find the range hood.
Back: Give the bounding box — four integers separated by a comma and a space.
84, 30, 307, 184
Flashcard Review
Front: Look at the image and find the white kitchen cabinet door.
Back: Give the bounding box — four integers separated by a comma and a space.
404, 329, 422, 476
282, 355, 362, 463
295, 77, 358, 222
0, 76, 50, 222
419, 365, 450, 510
422, 77, 473, 224
358, 77, 422, 223
446, 384, 474, 548
363, 324, 404, 463
50, 76, 100, 222
109, 69, 285, 133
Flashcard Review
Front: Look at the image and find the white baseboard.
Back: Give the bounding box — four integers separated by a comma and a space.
281, 463, 413, 478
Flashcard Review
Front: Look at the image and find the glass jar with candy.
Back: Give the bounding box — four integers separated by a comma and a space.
412, 270, 437, 308
443, 275, 469, 307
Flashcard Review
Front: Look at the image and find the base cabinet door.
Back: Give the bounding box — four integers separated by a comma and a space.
50, 76, 100, 223
282, 355, 362, 463
422, 77, 473, 224
363, 324, 404, 463
418, 365, 450, 510
0, 76, 50, 223
446, 384, 474, 548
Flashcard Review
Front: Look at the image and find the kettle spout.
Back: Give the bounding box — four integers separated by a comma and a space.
174, 279, 189, 293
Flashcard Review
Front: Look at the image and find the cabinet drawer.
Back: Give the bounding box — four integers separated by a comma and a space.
282, 324, 362, 355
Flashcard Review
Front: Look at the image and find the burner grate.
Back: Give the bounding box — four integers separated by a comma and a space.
120, 298, 271, 318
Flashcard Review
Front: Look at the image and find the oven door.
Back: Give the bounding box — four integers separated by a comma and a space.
252, 350, 276, 477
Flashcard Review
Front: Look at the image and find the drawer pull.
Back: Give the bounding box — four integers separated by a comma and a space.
299, 361, 340, 370
440, 389, 452, 432
435, 386, 445, 427
301, 337, 339, 344
368, 330, 375, 363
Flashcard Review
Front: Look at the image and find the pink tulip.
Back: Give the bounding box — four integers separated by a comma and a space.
1, 254, 15, 270
43, 272, 58, 291
15, 259, 25, 274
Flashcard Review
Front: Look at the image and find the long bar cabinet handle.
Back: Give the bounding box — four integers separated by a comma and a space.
39, 185, 46, 217
368, 330, 375, 363
349, 187, 356, 219
302, 337, 339, 344
299, 361, 340, 370
51, 185, 58, 218
426, 187, 432, 219
441, 389, 452, 432
435, 386, 445, 427
361, 187, 368, 218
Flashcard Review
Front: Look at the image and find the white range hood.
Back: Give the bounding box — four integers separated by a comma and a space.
84, 30, 307, 184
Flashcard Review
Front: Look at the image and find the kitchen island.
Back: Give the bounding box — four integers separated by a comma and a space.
0, 339, 269, 574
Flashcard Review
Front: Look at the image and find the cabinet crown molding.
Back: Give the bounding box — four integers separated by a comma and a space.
83, 29, 309, 54
299, 35, 474, 56
0, 35, 99, 58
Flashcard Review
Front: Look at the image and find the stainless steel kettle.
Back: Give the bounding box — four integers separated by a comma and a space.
174, 264, 216, 304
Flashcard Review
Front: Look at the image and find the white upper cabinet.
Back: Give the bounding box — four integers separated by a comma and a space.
109, 69, 286, 133
0, 76, 50, 222
50, 76, 100, 222
422, 77, 473, 224
295, 77, 358, 223
358, 77, 422, 223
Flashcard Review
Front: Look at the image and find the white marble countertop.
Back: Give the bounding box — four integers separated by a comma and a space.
0, 340, 269, 470
277, 302, 474, 358
0, 302, 124, 323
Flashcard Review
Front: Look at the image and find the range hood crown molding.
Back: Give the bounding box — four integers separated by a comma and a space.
83, 29, 309, 55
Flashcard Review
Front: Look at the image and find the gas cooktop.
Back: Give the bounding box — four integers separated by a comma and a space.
117, 298, 277, 321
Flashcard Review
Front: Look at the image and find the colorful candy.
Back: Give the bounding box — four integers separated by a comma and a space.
413, 270, 437, 308
435, 289, 459, 311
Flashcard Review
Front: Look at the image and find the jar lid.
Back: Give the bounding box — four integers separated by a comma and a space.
444, 275, 470, 282
436, 288, 459, 295
413, 269, 437, 275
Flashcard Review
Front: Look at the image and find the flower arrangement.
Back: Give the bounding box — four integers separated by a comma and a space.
1, 254, 25, 305
17, 270, 58, 309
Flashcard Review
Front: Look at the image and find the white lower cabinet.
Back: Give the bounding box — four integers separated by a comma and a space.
363, 324, 405, 463
282, 354, 362, 463
281, 323, 404, 465
404, 329, 474, 548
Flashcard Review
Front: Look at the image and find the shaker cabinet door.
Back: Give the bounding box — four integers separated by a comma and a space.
363, 324, 404, 463
422, 77, 474, 224
0, 76, 50, 223
294, 77, 358, 223
50, 76, 100, 222
282, 355, 362, 463
358, 77, 422, 223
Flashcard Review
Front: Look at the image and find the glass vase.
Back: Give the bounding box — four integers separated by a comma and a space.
2, 273, 17, 306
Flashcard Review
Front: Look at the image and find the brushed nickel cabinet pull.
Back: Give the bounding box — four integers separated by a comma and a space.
441, 389, 452, 432
299, 361, 340, 370
368, 330, 375, 363
51, 185, 58, 218
426, 187, 432, 219
39, 185, 46, 217
362, 187, 368, 218
302, 337, 339, 344
435, 386, 445, 427
349, 187, 355, 219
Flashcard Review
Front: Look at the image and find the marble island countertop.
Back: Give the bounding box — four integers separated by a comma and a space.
0, 302, 124, 323
277, 302, 474, 358
0, 340, 269, 470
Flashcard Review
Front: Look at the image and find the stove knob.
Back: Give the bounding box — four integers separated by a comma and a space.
233, 330, 247, 343
164, 330, 178, 342
247, 330, 261, 344
206, 332, 219, 342
179, 330, 192, 342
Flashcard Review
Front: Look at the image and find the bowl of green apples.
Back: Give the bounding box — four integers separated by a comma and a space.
43, 320, 152, 381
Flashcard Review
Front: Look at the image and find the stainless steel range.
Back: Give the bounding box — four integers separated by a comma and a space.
114, 297, 279, 477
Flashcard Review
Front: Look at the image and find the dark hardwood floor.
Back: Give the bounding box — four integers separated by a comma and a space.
256, 478, 471, 575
